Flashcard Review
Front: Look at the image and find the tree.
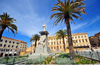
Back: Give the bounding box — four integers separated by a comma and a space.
56, 29, 67, 52
30, 34, 40, 53
0, 12, 17, 40
50, 0, 86, 59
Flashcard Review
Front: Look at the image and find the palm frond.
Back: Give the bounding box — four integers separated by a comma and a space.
51, 0, 86, 25
56, 29, 67, 39
7, 27, 16, 36
71, 14, 82, 20
30, 34, 40, 42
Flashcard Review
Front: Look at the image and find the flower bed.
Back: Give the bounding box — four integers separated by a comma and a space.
0, 55, 28, 64
55, 58, 74, 64
75, 55, 98, 64
26, 56, 46, 64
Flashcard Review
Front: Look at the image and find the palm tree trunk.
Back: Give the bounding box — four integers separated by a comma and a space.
65, 18, 75, 59
62, 36, 66, 52
0, 27, 5, 40
34, 39, 37, 53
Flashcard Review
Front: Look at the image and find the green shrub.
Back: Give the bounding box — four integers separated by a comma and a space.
44, 61, 46, 64
75, 59, 97, 64
46, 56, 52, 64
56, 53, 59, 54
41, 61, 43, 64
59, 53, 70, 58
55, 58, 74, 64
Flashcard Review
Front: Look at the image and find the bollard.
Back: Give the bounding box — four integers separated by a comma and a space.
13, 57, 16, 65
6, 56, 9, 65
40, 54, 42, 64
89, 52, 93, 64
96, 51, 100, 60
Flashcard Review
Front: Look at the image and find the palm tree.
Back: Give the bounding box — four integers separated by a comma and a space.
50, 0, 86, 59
30, 34, 40, 53
0, 12, 17, 40
56, 29, 67, 52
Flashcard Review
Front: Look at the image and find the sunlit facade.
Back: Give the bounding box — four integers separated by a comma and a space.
32, 33, 91, 52
0, 36, 27, 57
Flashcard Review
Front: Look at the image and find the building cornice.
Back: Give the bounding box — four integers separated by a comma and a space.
2, 36, 27, 44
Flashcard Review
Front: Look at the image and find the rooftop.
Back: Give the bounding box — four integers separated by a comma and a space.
2, 36, 27, 43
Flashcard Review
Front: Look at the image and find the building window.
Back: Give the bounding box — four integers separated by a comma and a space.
5, 40, 7, 43
81, 36, 83, 38
8, 45, 10, 47
85, 36, 86, 38
66, 38, 67, 39
85, 39, 87, 42
82, 40, 84, 42
79, 40, 81, 43
16, 46, 18, 48
0, 44, 2, 47
54, 47, 56, 49
51, 43, 53, 45
0, 39, 3, 42
4, 44, 6, 47
9, 41, 11, 43
78, 36, 80, 38
76, 40, 77, 43
13, 42, 15, 44
60, 46, 62, 49
17, 42, 19, 44
12, 45, 14, 47
51, 47, 53, 49
75, 37, 77, 38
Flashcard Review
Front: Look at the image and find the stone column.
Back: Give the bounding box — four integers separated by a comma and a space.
78, 40, 79, 43
84, 39, 86, 43
53, 42, 54, 45
50, 42, 51, 45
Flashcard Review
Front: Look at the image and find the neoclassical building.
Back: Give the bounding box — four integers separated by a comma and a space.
0, 36, 27, 57
32, 33, 91, 52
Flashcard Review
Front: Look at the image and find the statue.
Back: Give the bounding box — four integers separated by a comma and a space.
42, 22, 46, 31
34, 22, 50, 54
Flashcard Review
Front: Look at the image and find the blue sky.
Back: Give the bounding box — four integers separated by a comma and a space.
0, 0, 100, 47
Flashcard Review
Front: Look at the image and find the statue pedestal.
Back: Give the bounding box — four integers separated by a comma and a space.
35, 31, 50, 54
29, 23, 52, 59
35, 46, 50, 54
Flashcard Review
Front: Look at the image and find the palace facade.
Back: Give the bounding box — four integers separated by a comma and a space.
32, 33, 91, 53
0, 36, 27, 57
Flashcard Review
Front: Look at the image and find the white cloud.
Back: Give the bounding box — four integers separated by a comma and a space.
71, 22, 88, 31
89, 16, 100, 25
0, 0, 51, 37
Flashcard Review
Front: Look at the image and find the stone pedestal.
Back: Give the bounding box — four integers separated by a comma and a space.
29, 23, 52, 59
35, 31, 50, 54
